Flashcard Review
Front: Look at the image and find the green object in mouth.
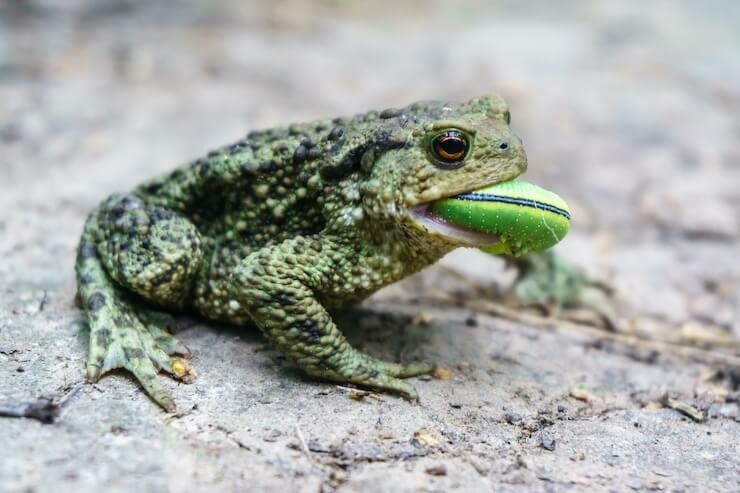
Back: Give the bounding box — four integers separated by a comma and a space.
431, 180, 571, 256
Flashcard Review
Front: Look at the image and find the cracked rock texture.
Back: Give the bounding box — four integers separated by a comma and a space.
1, 1, 739, 492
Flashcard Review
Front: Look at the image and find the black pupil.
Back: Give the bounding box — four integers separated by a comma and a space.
437, 132, 466, 160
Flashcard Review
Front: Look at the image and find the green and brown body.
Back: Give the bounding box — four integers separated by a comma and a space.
76, 95, 547, 410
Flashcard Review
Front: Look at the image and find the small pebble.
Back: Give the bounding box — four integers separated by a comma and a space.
540, 431, 556, 451
526, 421, 542, 432
262, 429, 281, 442
425, 464, 447, 476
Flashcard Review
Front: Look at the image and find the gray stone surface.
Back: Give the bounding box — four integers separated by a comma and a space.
1, 1, 739, 491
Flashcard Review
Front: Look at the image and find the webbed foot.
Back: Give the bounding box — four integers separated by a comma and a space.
508, 250, 617, 327
308, 354, 433, 401
85, 297, 195, 412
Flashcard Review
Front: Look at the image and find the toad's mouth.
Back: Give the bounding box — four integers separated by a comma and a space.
410, 202, 500, 247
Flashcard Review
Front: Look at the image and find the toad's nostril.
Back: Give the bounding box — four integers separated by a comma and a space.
498, 142, 510, 150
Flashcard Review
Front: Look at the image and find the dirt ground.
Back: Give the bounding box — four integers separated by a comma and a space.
1, 1, 739, 492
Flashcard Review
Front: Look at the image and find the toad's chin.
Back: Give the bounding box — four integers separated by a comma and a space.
410, 203, 499, 247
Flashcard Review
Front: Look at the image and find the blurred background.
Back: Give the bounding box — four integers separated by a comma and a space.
1, 1, 739, 491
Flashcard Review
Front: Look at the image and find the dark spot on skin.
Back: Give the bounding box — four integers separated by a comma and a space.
379, 107, 402, 119
307, 147, 321, 160
320, 161, 348, 180
372, 128, 407, 152
229, 143, 245, 155
275, 143, 289, 154
259, 160, 275, 173
329, 140, 346, 157
150, 270, 174, 287
297, 318, 321, 344
78, 242, 97, 260
108, 204, 126, 221
150, 208, 175, 223
79, 273, 95, 285
122, 347, 145, 360
327, 126, 344, 141
322, 128, 407, 180
241, 161, 259, 176
142, 182, 163, 194
95, 328, 111, 346
198, 160, 212, 178
275, 292, 294, 305
332, 117, 346, 126
288, 124, 302, 135
293, 145, 308, 164
300, 138, 315, 148
112, 312, 128, 327
121, 195, 141, 208
367, 369, 380, 378
87, 292, 106, 312
207, 150, 220, 158
125, 216, 140, 234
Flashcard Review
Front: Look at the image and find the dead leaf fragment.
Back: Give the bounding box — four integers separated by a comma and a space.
432, 366, 452, 380
413, 427, 442, 448
569, 384, 595, 402
412, 313, 434, 326
661, 396, 705, 422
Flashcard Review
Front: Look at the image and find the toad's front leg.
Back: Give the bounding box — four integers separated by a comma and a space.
506, 250, 616, 326
231, 236, 433, 400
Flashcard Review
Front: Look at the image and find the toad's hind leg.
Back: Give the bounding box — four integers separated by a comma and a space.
76, 194, 203, 411
232, 238, 434, 400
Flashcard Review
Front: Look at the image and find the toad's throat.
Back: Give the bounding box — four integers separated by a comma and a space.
411, 202, 500, 246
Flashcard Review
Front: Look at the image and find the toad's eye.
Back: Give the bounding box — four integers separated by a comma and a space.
430, 129, 470, 166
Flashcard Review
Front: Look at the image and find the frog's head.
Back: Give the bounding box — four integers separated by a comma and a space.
354, 94, 527, 247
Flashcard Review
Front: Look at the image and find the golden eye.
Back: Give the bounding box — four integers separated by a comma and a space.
431, 130, 470, 166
